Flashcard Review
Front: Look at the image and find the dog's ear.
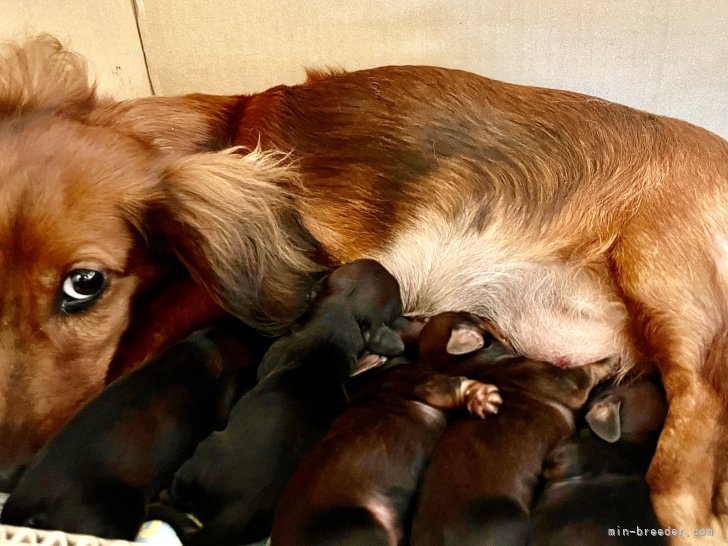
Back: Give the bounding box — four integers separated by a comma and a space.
586, 397, 622, 443
0, 34, 97, 118
148, 148, 322, 333
446, 322, 485, 355
90, 93, 241, 154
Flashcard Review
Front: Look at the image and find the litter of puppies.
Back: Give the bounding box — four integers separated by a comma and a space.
1, 260, 665, 545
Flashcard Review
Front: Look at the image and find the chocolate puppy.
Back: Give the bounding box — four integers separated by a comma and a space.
0, 320, 264, 540
529, 377, 668, 545
410, 312, 617, 546
270, 344, 510, 546
168, 259, 406, 545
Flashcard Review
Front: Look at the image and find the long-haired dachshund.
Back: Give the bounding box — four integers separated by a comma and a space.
0, 34, 727, 538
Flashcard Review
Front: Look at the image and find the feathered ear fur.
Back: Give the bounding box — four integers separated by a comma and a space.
0, 33, 97, 117
149, 147, 325, 333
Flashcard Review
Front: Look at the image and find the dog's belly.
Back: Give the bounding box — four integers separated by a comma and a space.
371, 212, 638, 368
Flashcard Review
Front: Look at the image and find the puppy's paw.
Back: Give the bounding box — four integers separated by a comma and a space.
462, 380, 502, 418
351, 353, 387, 376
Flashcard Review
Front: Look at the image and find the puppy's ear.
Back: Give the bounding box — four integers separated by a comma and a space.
149, 148, 323, 333
586, 398, 622, 443
446, 323, 485, 355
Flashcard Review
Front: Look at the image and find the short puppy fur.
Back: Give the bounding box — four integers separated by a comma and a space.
410, 312, 617, 546
529, 376, 668, 545
167, 259, 405, 545
0, 321, 263, 539
269, 343, 508, 545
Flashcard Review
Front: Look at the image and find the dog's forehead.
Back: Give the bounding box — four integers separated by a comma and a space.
0, 119, 154, 274
1, 115, 155, 174
0, 204, 136, 277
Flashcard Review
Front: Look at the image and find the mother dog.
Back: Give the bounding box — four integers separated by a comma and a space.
0, 35, 726, 541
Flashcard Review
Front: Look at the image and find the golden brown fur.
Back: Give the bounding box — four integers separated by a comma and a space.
0, 35, 322, 480
1, 35, 727, 542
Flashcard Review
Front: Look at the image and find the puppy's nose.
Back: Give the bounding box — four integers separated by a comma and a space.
363, 324, 405, 356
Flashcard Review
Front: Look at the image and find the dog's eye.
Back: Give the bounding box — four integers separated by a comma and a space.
60, 269, 107, 313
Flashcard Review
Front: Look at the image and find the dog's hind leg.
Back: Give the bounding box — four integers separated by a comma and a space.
611, 230, 727, 542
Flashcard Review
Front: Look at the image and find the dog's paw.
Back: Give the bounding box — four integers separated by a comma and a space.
462, 381, 502, 418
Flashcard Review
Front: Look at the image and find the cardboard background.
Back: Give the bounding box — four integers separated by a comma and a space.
3, 1, 728, 139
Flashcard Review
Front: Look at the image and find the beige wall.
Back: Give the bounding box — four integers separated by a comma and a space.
3, 1, 727, 139
135, 0, 728, 139
0, 0, 151, 98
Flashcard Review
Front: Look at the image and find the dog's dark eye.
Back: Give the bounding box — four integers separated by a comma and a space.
60, 269, 107, 313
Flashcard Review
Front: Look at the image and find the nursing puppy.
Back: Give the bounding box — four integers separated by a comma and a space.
270, 344, 509, 545
0, 321, 264, 540
168, 259, 405, 545
410, 312, 617, 546
529, 377, 668, 545
2, 36, 728, 534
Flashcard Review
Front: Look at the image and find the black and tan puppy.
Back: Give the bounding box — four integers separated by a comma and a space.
270, 343, 510, 546
529, 377, 668, 545
0, 320, 264, 540
168, 259, 406, 545
410, 312, 617, 546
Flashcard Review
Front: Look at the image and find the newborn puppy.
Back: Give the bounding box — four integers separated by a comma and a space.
270, 342, 510, 546
168, 259, 405, 545
255, 259, 405, 381
0, 320, 264, 540
584, 375, 667, 471
529, 377, 668, 545
410, 312, 617, 546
